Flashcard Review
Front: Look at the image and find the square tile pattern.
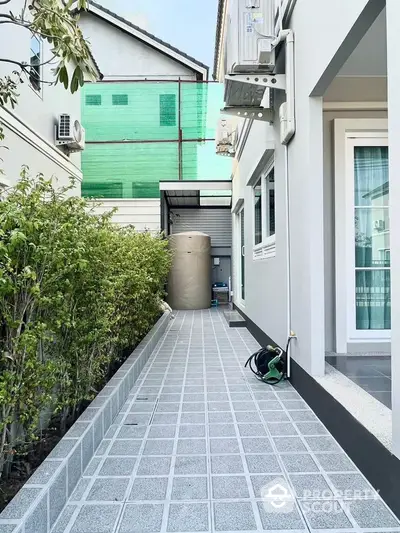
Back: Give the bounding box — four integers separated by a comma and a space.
55, 311, 400, 533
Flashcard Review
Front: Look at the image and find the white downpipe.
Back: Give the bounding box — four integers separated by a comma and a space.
272, 29, 296, 145
284, 144, 293, 377
273, 29, 296, 374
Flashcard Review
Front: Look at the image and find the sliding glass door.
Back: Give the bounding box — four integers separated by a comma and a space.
349, 137, 390, 339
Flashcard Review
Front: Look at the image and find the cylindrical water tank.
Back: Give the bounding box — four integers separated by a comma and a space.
167, 231, 211, 310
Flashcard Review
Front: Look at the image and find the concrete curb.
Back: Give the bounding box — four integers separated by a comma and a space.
0, 311, 171, 533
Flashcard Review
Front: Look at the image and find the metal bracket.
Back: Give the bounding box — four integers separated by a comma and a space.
221, 107, 274, 123
225, 74, 286, 92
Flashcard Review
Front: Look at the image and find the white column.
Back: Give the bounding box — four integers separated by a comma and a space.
386, 0, 400, 459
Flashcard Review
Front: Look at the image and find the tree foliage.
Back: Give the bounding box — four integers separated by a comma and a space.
0, 170, 171, 478
0, 0, 97, 143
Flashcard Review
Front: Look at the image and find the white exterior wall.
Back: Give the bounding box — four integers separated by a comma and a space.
89, 199, 161, 231
232, 118, 288, 350
386, 0, 400, 457
0, 0, 82, 189
228, 0, 384, 376
78, 13, 197, 80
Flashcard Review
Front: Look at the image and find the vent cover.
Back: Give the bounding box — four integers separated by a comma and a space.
112, 94, 128, 106
86, 94, 101, 106
58, 114, 71, 139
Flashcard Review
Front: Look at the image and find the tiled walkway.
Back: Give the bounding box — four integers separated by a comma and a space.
52, 311, 400, 533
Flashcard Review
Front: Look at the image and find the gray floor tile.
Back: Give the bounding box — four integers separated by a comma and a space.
174, 456, 208, 475
235, 411, 261, 423
257, 501, 307, 530
148, 425, 176, 439
212, 476, 250, 499
118, 503, 164, 533
295, 422, 328, 435
207, 393, 229, 401
211, 455, 244, 474
184, 394, 206, 402
328, 473, 375, 496
229, 393, 254, 402
124, 414, 151, 426
257, 400, 283, 411
250, 474, 285, 498
282, 400, 309, 410
87, 478, 129, 501
210, 438, 240, 454
246, 455, 281, 474
70, 504, 121, 533
241, 438, 273, 454
208, 412, 234, 424
130, 403, 156, 413
207, 402, 231, 412
167, 503, 209, 532
289, 474, 333, 499
109, 440, 141, 456
288, 410, 318, 422
99, 457, 136, 476
129, 477, 168, 501
152, 413, 179, 425
143, 440, 174, 456
238, 424, 267, 437
231, 402, 258, 412
209, 424, 237, 438
137, 456, 171, 476
314, 453, 357, 472
262, 411, 290, 422
171, 477, 208, 500
305, 436, 341, 452
268, 422, 298, 436
117, 426, 147, 439
156, 403, 180, 413
179, 425, 206, 438
281, 454, 319, 473
299, 500, 351, 529
182, 402, 205, 412
177, 439, 207, 455
160, 394, 182, 402
181, 413, 206, 424
214, 502, 257, 531
346, 499, 400, 528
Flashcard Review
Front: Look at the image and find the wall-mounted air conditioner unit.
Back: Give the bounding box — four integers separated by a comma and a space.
55, 114, 85, 152
225, 0, 276, 76
223, 0, 277, 108
216, 118, 238, 157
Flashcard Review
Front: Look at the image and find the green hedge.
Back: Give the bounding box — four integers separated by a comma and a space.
0, 168, 171, 478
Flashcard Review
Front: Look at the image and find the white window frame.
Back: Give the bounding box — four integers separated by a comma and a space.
252, 158, 276, 260
334, 119, 389, 352
29, 34, 43, 97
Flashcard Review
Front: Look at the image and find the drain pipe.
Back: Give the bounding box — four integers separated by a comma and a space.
273, 29, 297, 376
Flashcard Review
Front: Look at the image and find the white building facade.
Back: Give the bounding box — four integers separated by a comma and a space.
0, 0, 99, 191
215, 0, 400, 514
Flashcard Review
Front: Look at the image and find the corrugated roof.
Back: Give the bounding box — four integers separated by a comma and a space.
78, 1, 209, 79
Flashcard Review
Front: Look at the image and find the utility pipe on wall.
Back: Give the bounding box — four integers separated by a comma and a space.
273, 29, 296, 374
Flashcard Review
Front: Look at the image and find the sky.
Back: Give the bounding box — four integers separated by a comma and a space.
100, 0, 219, 72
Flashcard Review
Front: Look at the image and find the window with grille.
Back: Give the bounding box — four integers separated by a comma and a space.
86, 94, 102, 106
112, 94, 128, 106
160, 94, 177, 126
30, 35, 41, 93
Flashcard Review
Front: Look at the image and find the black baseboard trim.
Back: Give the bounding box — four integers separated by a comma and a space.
235, 304, 400, 518
233, 304, 281, 350
290, 359, 400, 518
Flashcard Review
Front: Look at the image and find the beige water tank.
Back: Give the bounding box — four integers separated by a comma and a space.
167, 232, 211, 310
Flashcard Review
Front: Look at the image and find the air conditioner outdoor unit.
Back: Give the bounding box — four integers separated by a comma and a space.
225, 0, 276, 76
216, 118, 238, 157
55, 114, 85, 152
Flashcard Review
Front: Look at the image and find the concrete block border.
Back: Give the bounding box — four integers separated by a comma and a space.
0, 311, 171, 533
